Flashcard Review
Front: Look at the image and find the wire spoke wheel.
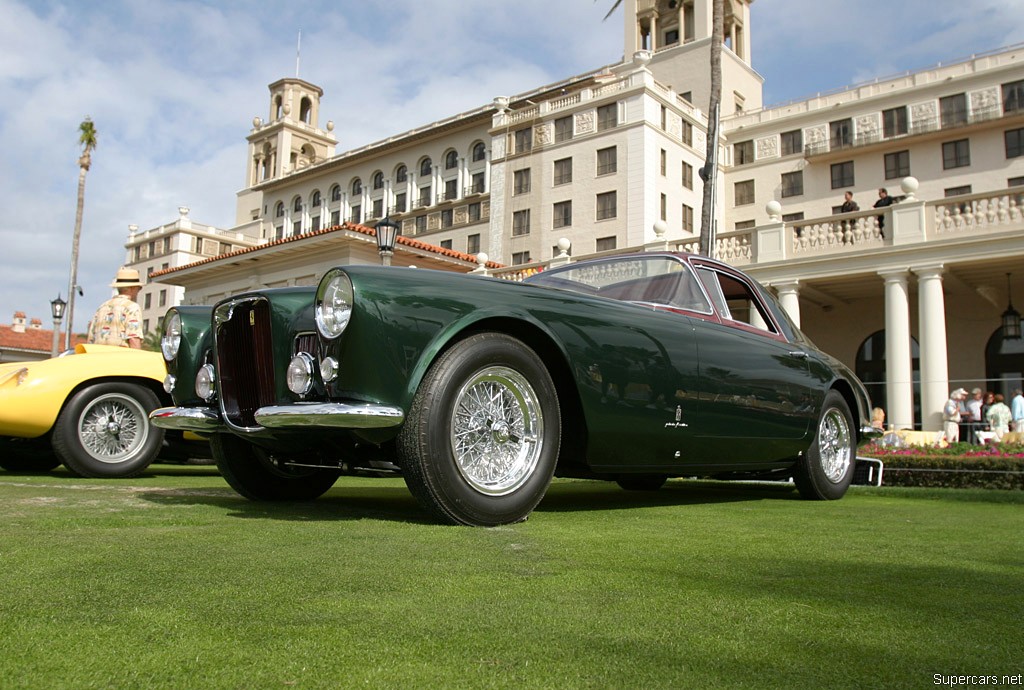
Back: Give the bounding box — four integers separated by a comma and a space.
78, 393, 148, 463
818, 407, 852, 484
451, 366, 544, 496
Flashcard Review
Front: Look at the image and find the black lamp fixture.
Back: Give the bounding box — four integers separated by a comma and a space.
374, 216, 400, 266
50, 293, 67, 357
1002, 272, 1021, 339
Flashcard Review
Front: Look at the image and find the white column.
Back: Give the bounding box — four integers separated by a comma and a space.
915, 264, 950, 432
880, 270, 914, 430
774, 281, 801, 328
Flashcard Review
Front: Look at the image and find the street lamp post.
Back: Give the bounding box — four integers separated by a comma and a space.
374, 216, 400, 266
50, 294, 67, 358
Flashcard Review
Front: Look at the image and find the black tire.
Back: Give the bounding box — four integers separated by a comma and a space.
397, 333, 561, 526
794, 390, 856, 500
0, 438, 61, 472
211, 434, 338, 501
51, 382, 165, 478
616, 474, 668, 491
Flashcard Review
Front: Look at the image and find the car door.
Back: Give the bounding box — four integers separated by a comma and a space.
688, 264, 818, 465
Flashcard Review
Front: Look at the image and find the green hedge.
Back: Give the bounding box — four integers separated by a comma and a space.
861, 442, 1024, 490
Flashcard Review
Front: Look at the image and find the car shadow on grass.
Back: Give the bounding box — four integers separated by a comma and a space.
537, 478, 800, 514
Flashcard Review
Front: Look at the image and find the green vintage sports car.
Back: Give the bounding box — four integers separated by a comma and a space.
151, 252, 880, 526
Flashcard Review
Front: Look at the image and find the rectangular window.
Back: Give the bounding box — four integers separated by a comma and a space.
944, 185, 972, 197
781, 171, 803, 198
350, 204, 362, 223
513, 169, 531, 195
596, 191, 617, 220
418, 185, 431, 206
883, 106, 908, 138
1004, 79, 1024, 114
514, 127, 532, 153
553, 158, 572, 186
596, 236, 617, 252
468, 202, 481, 222
681, 162, 693, 189
1010, 176, 1024, 187
734, 220, 756, 230
512, 210, 530, 236
1005, 127, 1024, 158
660, 193, 667, 221
293, 220, 302, 236
218, 242, 231, 254
830, 118, 853, 148
467, 233, 480, 254
512, 251, 531, 266
553, 201, 572, 229
555, 116, 573, 142
143, 319, 149, 334
734, 179, 755, 206
942, 139, 970, 169
782, 212, 805, 222
441, 209, 453, 228
597, 103, 618, 131
660, 105, 667, 130
148, 241, 155, 257
780, 129, 802, 156
885, 150, 911, 179
144, 293, 152, 309
734, 139, 754, 165
681, 204, 694, 232
158, 290, 167, 308
659, 149, 667, 176
331, 210, 340, 226
415, 215, 426, 234
597, 146, 617, 175
940, 93, 968, 128
682, 120, 693, 146
372, 198, 384, 218
163, 237, 171, 254
444, 179, 458, 201
275, 226, 284, 240
133, 246, 141, 262
470, 172, 485, 194
830, 161, 855, 189
394, 193, 407, 214
440, 239, 452, 249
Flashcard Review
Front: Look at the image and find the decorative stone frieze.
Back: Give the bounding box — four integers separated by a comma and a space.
575, 111, 595, 135
535, 123, 553, 146
805, 125, 827, 148
491, 137, 506, 160
428, 213, 440, 231
454, 206, 468, 225
756, 135, 778, 159
910, 100, 937, 124
970, 87, 999, 112
667, 112, 681, 138
856, 113, 880, 139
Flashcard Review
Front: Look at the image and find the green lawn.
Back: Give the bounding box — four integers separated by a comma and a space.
1, 467, 1021, 689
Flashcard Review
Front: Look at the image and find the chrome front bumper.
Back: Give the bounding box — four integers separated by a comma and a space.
149, 402, 404, 432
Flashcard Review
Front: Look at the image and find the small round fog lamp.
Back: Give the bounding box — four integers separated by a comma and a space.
287, 353, 315, 396
195, 364, 216, 402
320, 356, 339, 383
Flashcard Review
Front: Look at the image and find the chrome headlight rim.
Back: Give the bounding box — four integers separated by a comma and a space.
195, 364, 216, 402
161, 311, 182, 362
315, 269, 354, 339
286, 352, 316, 397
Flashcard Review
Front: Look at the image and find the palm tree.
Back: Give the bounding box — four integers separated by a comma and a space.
698, 0, 723, 258
601, 0, 623, 21
66, 117, 97, 349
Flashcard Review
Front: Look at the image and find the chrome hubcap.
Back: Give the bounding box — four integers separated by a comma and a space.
819, 407, 852, 483
451, 366, 544, 496
78, 394, 149, 464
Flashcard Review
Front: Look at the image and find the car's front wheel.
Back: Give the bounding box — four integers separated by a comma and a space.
794, 390, 856, 500
398, 333, 561, 526
212, 434, 339, 501
52, 382, 165, 478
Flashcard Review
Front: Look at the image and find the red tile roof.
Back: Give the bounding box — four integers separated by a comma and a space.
150, 222, 503, 279
0, 324, 87, 355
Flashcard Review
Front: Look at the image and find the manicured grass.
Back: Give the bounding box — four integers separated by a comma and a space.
1, 467, 1022, 689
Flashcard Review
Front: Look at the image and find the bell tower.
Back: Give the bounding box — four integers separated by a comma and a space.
624, 0, 760, 115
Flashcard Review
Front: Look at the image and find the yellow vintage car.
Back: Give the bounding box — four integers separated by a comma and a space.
0, 344, 204, 478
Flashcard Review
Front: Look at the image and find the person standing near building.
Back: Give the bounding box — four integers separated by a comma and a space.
1011, 388, 1024, 432
943, 388, 968, 443
87, 267, 144, 349
985, 394, 1012, 441
873, 187, 895, 237
840, 191, 859, 213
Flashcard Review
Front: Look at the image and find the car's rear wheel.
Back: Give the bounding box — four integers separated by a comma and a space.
616, 474, 668, 491
794, 390, 855, 500
52, 383, 165, 478
398, 333, 561, 526
0, 438, 61, 472
211, 434, 339, 501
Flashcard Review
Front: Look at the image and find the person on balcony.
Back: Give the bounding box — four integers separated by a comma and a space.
873, 188, 895, 237
840, 191, 859, 213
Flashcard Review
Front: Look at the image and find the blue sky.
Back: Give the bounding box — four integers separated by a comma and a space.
1, 0, 1022, 337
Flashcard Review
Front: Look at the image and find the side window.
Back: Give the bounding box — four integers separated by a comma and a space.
697, 268, 777, 334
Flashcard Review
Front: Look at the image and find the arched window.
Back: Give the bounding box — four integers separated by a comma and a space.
856, 330, 921, 424
311, 190, 321, 207
352, 178, 363, 196
985, 328, 1024, 398
419, 158, 432, 177
275, 201, 284, 218
330, 184, 341, 202
293, 197, 302, 213
471, 142, 486, 162
300, 97, 312, 124
444, 150, 458, 170
372, 171, 385, 190
395, 165, 408, 183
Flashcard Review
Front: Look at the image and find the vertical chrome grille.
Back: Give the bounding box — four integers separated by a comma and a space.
215, 297, 275, 428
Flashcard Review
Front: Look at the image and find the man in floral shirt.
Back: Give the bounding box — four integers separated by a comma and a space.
87, 267, 144, 348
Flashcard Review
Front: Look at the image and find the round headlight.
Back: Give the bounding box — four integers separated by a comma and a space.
195, 364, 216, 402
320, 356, 339, 383
316, 270, 354, 338
286, 353, 315, 396
161, 311, 182, 361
